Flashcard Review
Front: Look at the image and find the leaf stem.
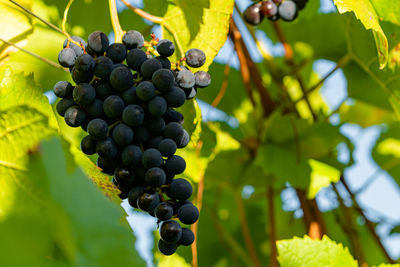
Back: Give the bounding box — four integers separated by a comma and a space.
0, 37, 68, 72
109, 0, 124, 43
211, 62, 231, 108
119, 0, 185, 58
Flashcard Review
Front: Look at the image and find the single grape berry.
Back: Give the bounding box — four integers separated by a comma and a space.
64, 106, 86, 127
114, 166, 135, 187
163, 122, 184, 142
94, 56, 113, 79
137, 191, 160, 211
178, 228, 195, 246
56, 98, 75, 116
164, 109, 184, 124
158, 239, 178, 256
244, 2, 264, 25
128, 186, 146, 208
136, 81, 156, 101
126, 48, 148, 70
160, 220, 182, 244
110, 66, 134, 91
178, 204, 199, 225
121, 145, 142, 167
156, 56, 171, 69
97, 157, 118, 175
168, 178, 192, 200
94, 80, 113, 100
72, 83, 96, 107
63, 36, 85, 56
177, 129, 190, 148
158, 138, 177, 157
85, 98, 103, 118
185, 48, 206, 68
141, 58, 162, 80
58, 48, 77, 68
155, 202, 174, 221
122, 104, 145, 127
74, 53, 95, 73
260, 1, 278, 17
141, 148, 163, 169
147, 96, 167, 117
163, 87, 186, 108
278, 0, 298, 22
54, 81, 73, 98
194, 71, 211, 88
122, 86, 141, 105
87, 31, 109, 54
152, 69, 174, 92
122, 30, 144, 49
145, 167, 166, 188
112, 123, 134, 146
165, 155, 186, 174
96, 137, 118, 159
81, 135, 97, 155
87, 118, 108, 140
103, 95, 125, 118
176, 70, 195, 89
156, 39, 175, 57
71, 67, 94, 84
106, 43, 127, 63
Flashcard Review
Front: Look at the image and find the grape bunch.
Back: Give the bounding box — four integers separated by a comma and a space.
243, 0, 309, 25
54, 30, 211, 256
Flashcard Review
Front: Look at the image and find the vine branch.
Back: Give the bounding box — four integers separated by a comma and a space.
267, 185, 278, 267
109, 0, 124, 43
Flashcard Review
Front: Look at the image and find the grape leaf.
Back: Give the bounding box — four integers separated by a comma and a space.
373, 265, 400, 267
370, 0, 400, 26
277, 236, 358, 267
333, 0, 388, 69
308, 160, 340, 199
144, 0, 234, 71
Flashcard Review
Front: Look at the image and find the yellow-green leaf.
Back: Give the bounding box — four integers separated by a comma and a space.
333, 0, 388, 68
308, 159, 341, 199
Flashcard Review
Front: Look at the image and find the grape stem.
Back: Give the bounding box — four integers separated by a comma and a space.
119, 0, 185, 58
0, 37, 68, 72
61, 0, 83, 48
211, 56, 232, 108
109, 0, 124, 43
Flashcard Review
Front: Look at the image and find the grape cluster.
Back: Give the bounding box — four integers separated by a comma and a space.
243, 0, 309, 25
54, 30, 211, 256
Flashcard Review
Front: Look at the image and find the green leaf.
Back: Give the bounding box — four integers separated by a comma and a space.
277, 236, 358, 267
333, 0, 388, 68
370, 0, 400, 26
144, 0, 234, 71
373, 264, 400, 267
308, 160, 340, 199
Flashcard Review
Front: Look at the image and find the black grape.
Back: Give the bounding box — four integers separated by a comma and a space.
160, 220, 182, 243
112, 123, 134, 146
164, 109, 184, 124
152, 69, 174, 92
148, 96, 167, 116
96, 137, 118, 159
81, 135, 97, 155
71, 67, 93, 84
185, 48, 206, 68
141, 58, 162, 80
58, 48, 76, 68
156, 56, 171, 69
176, 70, 195, 89
87, 31, 109, 54
136, 81, 156, 102
122, 86, 141, 105
177, 129, 190, 148
146, 115, 165, 136
133, 125, 149, 143
110, 66, 134, 91
178, 204, 199, 224
155, 202, 174, 221
53, 81, 73, 98
97, 157, 118, 175
128, 186, 146, 208
157, 39, 175, 57
167, 178, 192, 200
194, 71, 211, 88
137, 191, 160, 211
145, 136, 163, 149
243, 2, 264, 25
74, 54, 95, 73
87, 118, 108, 140
158, 239, 178, 256
158, 138, 177, 157
106, 43, 127, 63
163, 87, 186, 108
185, 87, 197, 100
103, 95, 125, 118
86, 98, 103, 118
165, 155, 186, 174
122, 104, 144, 127
126, 48, 147, 70
114, 165, 135, 187
141, 148, 163, 168
178, 228, 195, 246
163, 122, 184, 142
122, 30, 144, 49
145, 167, 166, 188
56, 98, 75, 116
121, 145, 142, 167
94, 56, 113, 79
278, 0, 298, 21
64, 106, 86, 127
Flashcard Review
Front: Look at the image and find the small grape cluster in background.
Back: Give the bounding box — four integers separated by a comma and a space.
54, 29, 211, 256
243, 0, 309, 25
